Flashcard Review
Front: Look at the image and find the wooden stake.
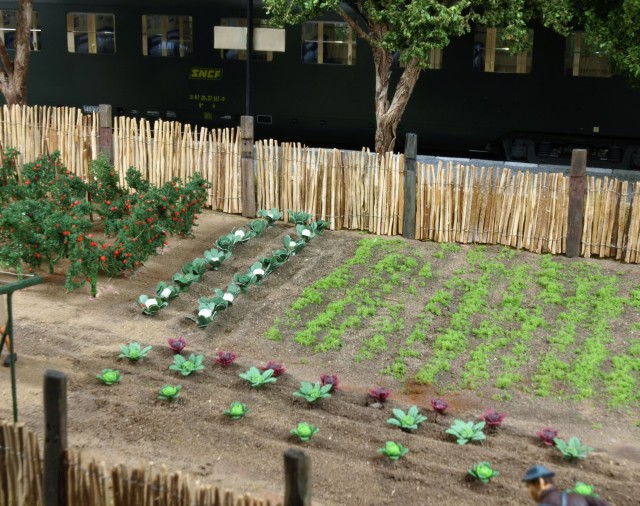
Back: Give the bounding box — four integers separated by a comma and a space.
283, 449, 311, 506
43, 370, 68, 506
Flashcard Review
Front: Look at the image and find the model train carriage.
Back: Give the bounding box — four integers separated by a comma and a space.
1, 0, 639, 169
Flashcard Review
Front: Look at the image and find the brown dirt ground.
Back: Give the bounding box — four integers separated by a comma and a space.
1, 210, 640, 505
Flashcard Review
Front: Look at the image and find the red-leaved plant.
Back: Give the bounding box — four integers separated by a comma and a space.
167, 336, 187, 354
535, 427, 559, 447
430, 398, 449, 422
214, 351, 237, 367
368, 387, 392, 403
260, 361, 286, 377
479, 408, 507, 428
320, 374, 340, 392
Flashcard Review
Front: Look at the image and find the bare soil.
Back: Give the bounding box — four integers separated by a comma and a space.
1, 210, 639, 505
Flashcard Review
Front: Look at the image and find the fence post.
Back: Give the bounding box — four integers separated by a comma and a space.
403, 133, 417, 240
567, 149, 587, 258
284, 448, 311, 506
98, 104, 113, 164
43, 370, 67, 506
241, 115, 256, 218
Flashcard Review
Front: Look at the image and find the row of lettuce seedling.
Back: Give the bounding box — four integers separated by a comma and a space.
189, 211, 329, 328
137, 209, 275, 315
95, 340, 599, 495
137, 209, 327, 319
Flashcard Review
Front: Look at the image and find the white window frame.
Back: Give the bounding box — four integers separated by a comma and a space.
142, 15, 192, 58
302, 21, 356, 65
0, 10, 41, 51
66, 12, 116, 54
475, 27, 533, 74
565, 32, 611, 78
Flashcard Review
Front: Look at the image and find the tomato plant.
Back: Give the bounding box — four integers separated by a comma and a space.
0, 149, 210, 296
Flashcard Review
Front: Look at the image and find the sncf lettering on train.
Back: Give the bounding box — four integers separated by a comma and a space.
189, 68, 223, 80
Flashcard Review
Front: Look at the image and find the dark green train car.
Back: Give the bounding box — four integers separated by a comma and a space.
2, 0, 639, 169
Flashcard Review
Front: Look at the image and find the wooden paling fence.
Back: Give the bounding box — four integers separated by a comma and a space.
0, 105, 639, 263
255, 141, 404, 235
0, 104, 97, 181
415, 164, 569, 253
113, 117, 242, 213
0, 422, 42, 506
0, 421, 281, 506
0, 106, 244, 213
583, 176, 640, 263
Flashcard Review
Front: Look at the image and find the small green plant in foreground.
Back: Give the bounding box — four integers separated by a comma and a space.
137, 295, 168, 315
155, 281, 180, 301
554, 436, 593, 461
468, 462, 500, 483
567, 482, 599, 497
118, 342, 152, 362
96, 369, 121, 385
290, 422, 319, 441
239, 367, 277, 388
288, 210, 312, 225
158, 384, 182, 401
169, 354, 205, 376
264, 319, 283, 341
223, 401, 249, 419
387, 406, 428, 431
293, 381, 332, 403
446, 420, 486, 445
257, 207, 282, 225
378, 441, 409, 461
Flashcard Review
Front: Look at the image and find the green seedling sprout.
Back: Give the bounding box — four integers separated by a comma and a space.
224, 401, 249, 419
468, 462, 500, 483
96, 369, 121, 385
293, 381, 332, 403
118, 342, 152, 362
239, 366, 277, 388
158, 384, 182, 401
554, 436, 593, 461
386, 406, 428, 431
169, 353, 205, 376
378, 441, 409, 461
445, 420, 486, 445
291, 422, 319, 441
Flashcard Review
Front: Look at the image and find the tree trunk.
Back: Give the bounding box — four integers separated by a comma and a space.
372, 45, 421, 155
0, 0, 32, 105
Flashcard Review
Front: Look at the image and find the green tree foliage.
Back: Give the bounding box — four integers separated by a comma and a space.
263, 0, 637, 153
577, 0, 640, 80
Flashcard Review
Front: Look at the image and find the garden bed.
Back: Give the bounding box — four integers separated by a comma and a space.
1, 210, 639, 505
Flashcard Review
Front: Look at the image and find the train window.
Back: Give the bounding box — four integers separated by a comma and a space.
0, 10, 41, 50
66, 13, 115, 54
473, 27, 533, 73
302, 22, 355, 65
142, 15, 192, 57
564, 32, 611, 78
218, 18, 272, 61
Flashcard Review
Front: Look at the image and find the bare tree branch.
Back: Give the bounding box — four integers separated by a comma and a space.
0, 0, 31, 105
337, 6, 371, 43
0, 41, 14, 76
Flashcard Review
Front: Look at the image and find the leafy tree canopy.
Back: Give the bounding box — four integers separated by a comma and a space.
264, 0, 638, 78
265, 1, 637, 154
578, 0, 640, 80
264, 0, 579, 66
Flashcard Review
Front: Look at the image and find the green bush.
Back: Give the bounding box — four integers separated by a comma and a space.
0, 148, 210, 295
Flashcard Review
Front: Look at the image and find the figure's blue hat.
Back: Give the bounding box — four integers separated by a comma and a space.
522, 465, 555, 482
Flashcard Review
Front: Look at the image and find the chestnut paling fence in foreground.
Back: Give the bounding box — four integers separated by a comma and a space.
0, 104, 639, 263
0, 421, 284, 506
